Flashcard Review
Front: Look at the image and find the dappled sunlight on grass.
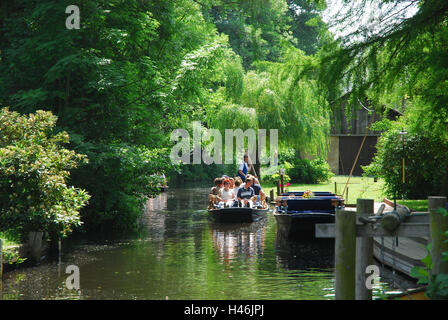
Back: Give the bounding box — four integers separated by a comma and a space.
261, 175, 385, 204
397, 200, 428, 212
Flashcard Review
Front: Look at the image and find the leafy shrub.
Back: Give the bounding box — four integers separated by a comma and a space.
71, 143, 176, 236
171, 163, 237, 183
261, 149, 333, 185
363, 125, 448, 199
261, 173, 291, 186
286, 158, 333, 184
410, 208, 448, 299
0, 108, 90, 240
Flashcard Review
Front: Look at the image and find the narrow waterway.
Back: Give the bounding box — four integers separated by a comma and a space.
1, 186, 414, 300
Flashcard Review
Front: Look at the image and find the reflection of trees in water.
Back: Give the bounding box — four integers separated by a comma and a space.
142, 193, 169, 259
147, 192, 168, 211
274, 231, 334, 271
210, 220, 267, 266
143, 192, 168, 234
166, 188, 208, 212
142, 188, 209, 258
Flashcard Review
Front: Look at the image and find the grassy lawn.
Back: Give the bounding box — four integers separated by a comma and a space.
397, 199, 428, 212
261, 175, 386, 204
0, 232, 21, 250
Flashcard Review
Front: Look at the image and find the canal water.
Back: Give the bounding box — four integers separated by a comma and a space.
1, 187, 414, 300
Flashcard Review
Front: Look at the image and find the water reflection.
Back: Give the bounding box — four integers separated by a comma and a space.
274, 231, 334, 270
143, 192, 168, 239
0, 186, 408, 300
209, 220, 266, 265
146, 192, 168, 211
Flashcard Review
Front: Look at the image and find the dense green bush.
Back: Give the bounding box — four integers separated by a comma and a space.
285, 158, 333, 184
71, 143, 176, 236
170, 162, 237, 184
261, 173, 291, 186
261, 148, 333, 185
363, 126, 448, 199
0, 108, 90, 240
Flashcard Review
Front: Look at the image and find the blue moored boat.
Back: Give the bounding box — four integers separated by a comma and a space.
274, 191, 344, 239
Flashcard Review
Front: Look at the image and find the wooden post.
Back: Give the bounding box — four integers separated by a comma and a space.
276, 180, 281, 196
280, 174, 284, 194
0, 239, 3, 286
58, 238, 62, 264
335, 209, 357, 300
429, 196, 448, 275
334, 182, 337, 195
270, 189, 274, 203
356, 199, 374, 300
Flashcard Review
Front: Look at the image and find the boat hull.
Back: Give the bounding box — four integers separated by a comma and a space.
208, 207, 269, 223
274, 212, 335, 240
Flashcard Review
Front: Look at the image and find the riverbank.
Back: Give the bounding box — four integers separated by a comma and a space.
2, 186, 411, 300
0, 233, 51, 274
261, 176, 385, 204
0, 233, 24, 266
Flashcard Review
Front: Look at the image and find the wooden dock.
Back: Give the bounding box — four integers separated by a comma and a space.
347, 202, 430, 279
316, 196, 447, 300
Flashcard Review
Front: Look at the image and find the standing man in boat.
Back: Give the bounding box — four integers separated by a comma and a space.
237, 154, 249, 182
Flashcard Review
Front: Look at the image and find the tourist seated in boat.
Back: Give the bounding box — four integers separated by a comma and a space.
217, 179, 236, 207
233, 177, 243, 196
210, 177, 223, 195
251, 177, 266, 205
237, 176, 256, 208
209, 177, 224, 209
251, 177, 263, 196
229, 177, 235, 190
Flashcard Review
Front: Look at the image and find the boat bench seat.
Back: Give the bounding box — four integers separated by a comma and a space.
285, 197, 340, 213
281, 191, 335, 197
287, 210, 334, 214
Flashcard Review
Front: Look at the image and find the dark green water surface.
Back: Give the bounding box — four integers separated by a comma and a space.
2, 187, 412, 300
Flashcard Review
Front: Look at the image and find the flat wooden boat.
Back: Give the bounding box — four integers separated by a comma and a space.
208, 206, 269, 223
274, 191, 344, 239
274, 211, 335, 239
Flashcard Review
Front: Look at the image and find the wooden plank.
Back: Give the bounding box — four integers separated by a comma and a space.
375, 237, 428, 261
316, 222, 430, 238
373, 237, 427, 278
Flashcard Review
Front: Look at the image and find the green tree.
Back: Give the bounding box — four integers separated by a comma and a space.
204, 0, 293, 69
287, 0, 328, 54
0, 108, 90, 240
0, 0, 234, 234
